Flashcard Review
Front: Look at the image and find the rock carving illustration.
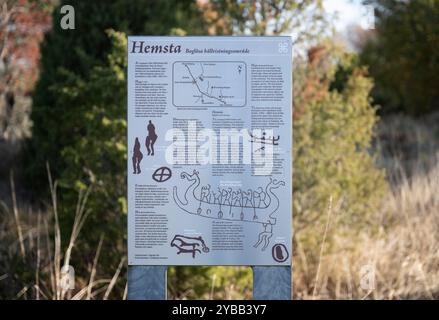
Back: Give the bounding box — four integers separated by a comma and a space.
173, 170, 285, 251
132, 137, 143, 174
250, 131, 280, 153
145, 120, 157, 156
272, 243, 289, 263
170, 234, 210, 259
152, 166, 172, 183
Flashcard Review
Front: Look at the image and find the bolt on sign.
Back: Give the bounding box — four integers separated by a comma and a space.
127, 37, 292, 266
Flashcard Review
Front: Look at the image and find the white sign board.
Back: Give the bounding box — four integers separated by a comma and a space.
128, 36, 292, 266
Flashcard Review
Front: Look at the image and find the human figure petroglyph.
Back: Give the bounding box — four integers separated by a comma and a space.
225, 188, 232, 205
132, 137, 143, 174
191, 184, 272, 211
254, 221, 274, 251
242, 189, 253, 207
253, 189, 261, 208
212, 190, 221, 205
258, 187, 267, 207
145, 120, 157, 156
199, 185, 211, 214
232, 190, 242, 207
200, 185, 210, 202
194, 185, 274, 221
217, 187, 224, 218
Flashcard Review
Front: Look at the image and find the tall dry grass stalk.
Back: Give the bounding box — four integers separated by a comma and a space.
9, 170, 25, 258
312, 196, 333, 299
2, 114, 438, 300
104, 257, 126, 300
295, 162, 439, 299
86, 234, 104, 300
0, 165, 126, 300
294, 115, 439, 299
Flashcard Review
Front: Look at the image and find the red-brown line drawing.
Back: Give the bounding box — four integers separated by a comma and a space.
170, 234, 210, 259
132, 137, 143, 174
145, 120, 157, 156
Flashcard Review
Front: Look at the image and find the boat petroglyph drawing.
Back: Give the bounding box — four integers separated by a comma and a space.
172, 170, 285, 250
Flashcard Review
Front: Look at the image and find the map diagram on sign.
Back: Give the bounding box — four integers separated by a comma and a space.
173, 61, 246, 107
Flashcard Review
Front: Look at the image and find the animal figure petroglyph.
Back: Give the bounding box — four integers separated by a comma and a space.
170, 235, 210, 258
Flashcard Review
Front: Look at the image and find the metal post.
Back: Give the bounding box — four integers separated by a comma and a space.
128, 265, 292, 300
253, 266, 292, 300
128, 266, 167, 300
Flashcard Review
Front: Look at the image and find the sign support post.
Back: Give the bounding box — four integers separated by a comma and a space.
253, 266, 292, 300
128, 266, 168, 300
128, 265, 291, 300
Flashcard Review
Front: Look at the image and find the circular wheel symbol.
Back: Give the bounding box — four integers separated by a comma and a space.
272, 244, 289, 263
152, 167, 172, 183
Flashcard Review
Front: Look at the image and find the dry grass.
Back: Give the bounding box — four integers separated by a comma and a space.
1, 114, 439, 300
295, 162, 439, 299
294, 114, 439, 299
0, 165, 125, 300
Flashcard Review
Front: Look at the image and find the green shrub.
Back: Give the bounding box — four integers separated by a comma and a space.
168, 266, 252, 299
360, 0, 439, 115
293, 45, 387, 258
27, 0, 206, 187
27, 1, 387, 299
37, 34, 387, 296
27, 0, 207, 293
45, 31, 128, 279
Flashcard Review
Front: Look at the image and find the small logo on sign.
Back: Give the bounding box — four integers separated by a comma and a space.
278, 42, 288, 54
272, 244, 289, 263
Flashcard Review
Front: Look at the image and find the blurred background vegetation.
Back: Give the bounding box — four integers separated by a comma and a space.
0, 0, 438, 299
